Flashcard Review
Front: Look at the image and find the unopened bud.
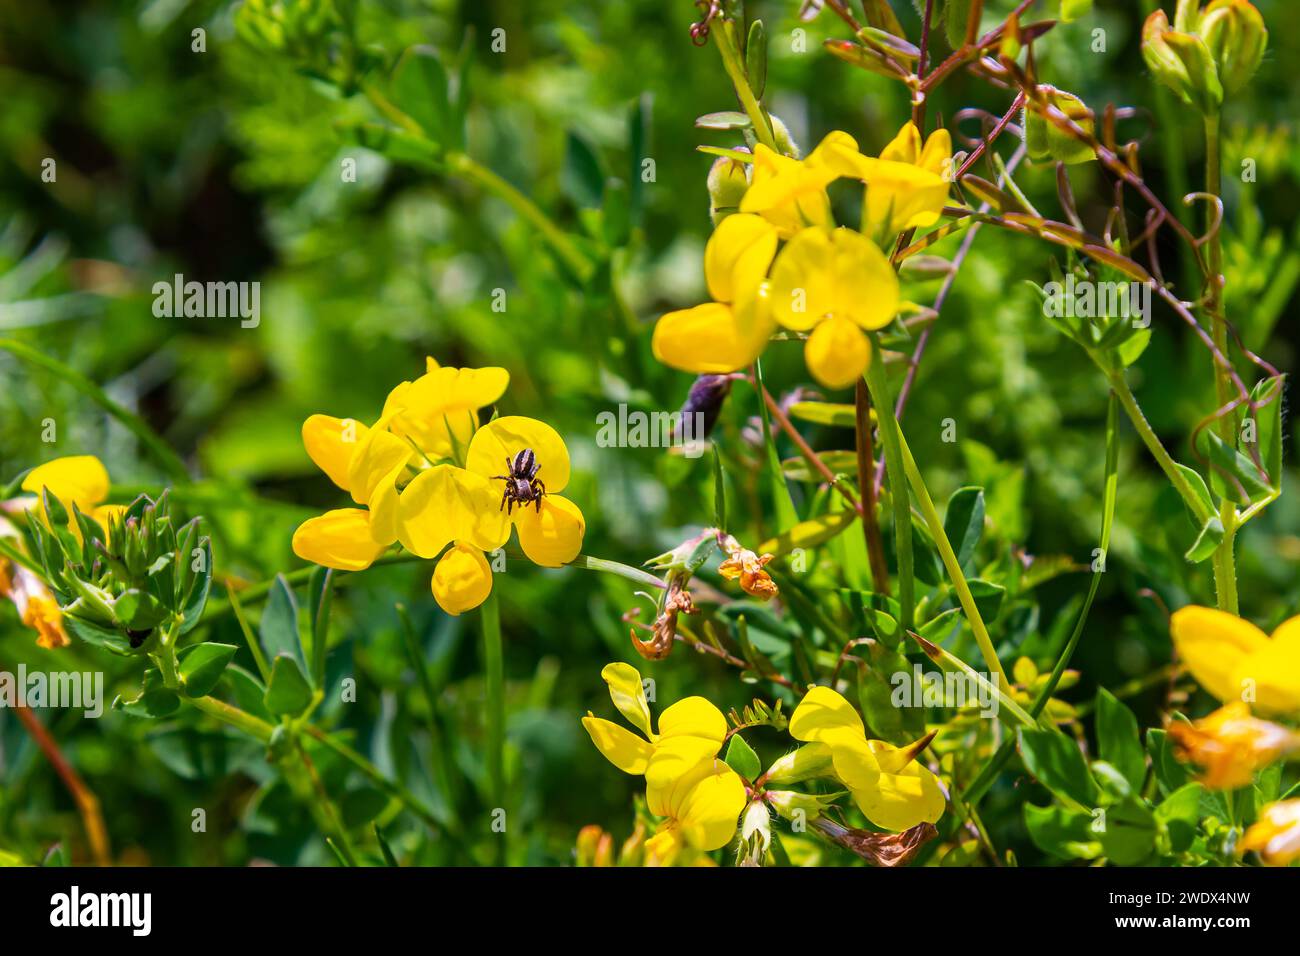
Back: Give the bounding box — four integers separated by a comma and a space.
1141, 9, 1223, 114
763, 742, 834, 785
707, 154, 750, 225
1200, 0, 1267, 95
1025, 86, 1096, 165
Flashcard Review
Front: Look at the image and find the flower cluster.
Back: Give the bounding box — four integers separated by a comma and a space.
583, 663, 944, 865
653, 123, 951, 389
292, 357, 585, 615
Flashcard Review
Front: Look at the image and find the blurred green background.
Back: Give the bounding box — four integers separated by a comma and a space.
1, 0, 1297, 865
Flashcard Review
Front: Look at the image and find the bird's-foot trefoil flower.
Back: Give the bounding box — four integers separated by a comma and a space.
788, 685, 945, 831
768, 226, 900, 389
1239, 799, 1300, 866
1167, 701, 1300, 790
1170, 605, 1300, 717
292, 359, 584, 616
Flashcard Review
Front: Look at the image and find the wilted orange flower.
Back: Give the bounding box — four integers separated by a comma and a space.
718, 536, 778, 599
1168, 702, 1300, 789
1239, 799, 1300, 866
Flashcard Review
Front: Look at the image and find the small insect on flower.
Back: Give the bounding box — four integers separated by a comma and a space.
493, 448, 546, 514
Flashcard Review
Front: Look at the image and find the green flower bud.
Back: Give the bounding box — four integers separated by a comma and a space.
707, 154, 750, 226
765, 789, 843, 823
769, 114, 800, 159
763, 743, 834, 786
1200, 0, 1267, 95
1141, 9, 1223, 114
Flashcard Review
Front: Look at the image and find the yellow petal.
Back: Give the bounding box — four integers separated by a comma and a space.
741, 145, 837, 238
853, 739, 946, 831
364, 462, 407, 547
91, 504, 127, 526
918, 127, 953, 178
862, 161, 951, 235
789, 685, 866, 741
804, 315, 871, 389
513, 495, 585, 567
1237, 616, 1300, 716
675, 764, 746, 851
22, 456, 109, 510
302, 415, 367, 491
1171, 605, 1269, 705
430, 542, 493, 615
600, 662, 653, 738
395, 365, 510, 459
466, 416, 571, 494
652, 296, 774, 374
292, 509, 386, 571
769, 227, 898, 331
346, 415, 413, 506
582, 715, 653, 774
704, 212, 778, 304
880, 122, 922, 164
646, 697, 728, 791
398, 464, 509, 557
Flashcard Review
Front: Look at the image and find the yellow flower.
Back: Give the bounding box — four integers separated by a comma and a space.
400, 415, 585, 615
19, 455, 125, 533
788, 685, 945, 831
739, 131, 860, 238
1167, 702, 1300, 790
1239, 799, 1300, 866
582, 662, 745, 864
652, 212, 778, 374
0, 540, 69, 649
1170, 605, 1300, 716
292, 361, 583, 616
768, 227, 900, 388
582, 662, 730, 786
831, 121, 952, 238
644, 758, 747, 865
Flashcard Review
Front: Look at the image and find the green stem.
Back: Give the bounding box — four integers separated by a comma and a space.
480, 591, 507, 866
712, 22, 776, 151
1106, 368, 1214, 524
295, 738, 359, 866
864, 353, 914, 630
1203, 113, 1240, 615
896, 424, 1009, 688
446, 152, 594, 282
964, 394, 1120, 806
187, 695, 275, 742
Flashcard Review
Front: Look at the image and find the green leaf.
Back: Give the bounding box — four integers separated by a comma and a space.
1096, 797, 1157, 865
1060, 0, 1093, 21
910, 517, 943, 586
264, 654, 314, 716
1018, 728, 1099, 807
1095, 688, 1147, 789
946, 0, 975, 49
943, 487, 985, 569
787, 401, 857, 428
1155, 782, 1203, 853
1023, 803, 1101, 859
260, 575, 306, 675
780, 451, 857, 482
1246, 374, 1285, 489
178, 537, 213, 634
1146, 727, 1191, 795
1184, 514, 1224, 563
758, 509, 858, 557
114, 668, 181, 718
695, 111, 752, 130
389, 46, 452, 145
562, 132, 606, 209
178, 643, 239, 699
723, 734, 762, 781
745, 19, 767, 98
1194, 428, 1272, 504
966, 578, 1006, 621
